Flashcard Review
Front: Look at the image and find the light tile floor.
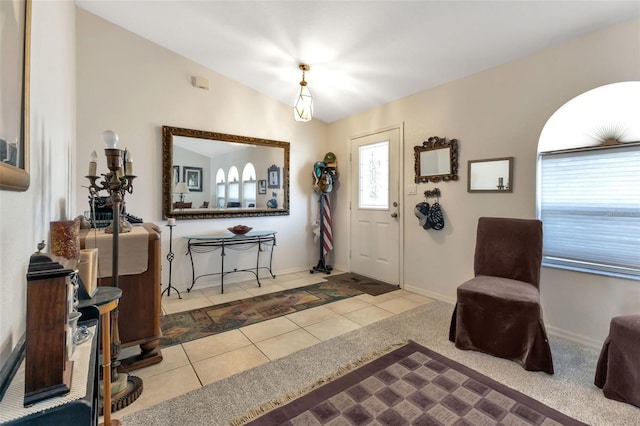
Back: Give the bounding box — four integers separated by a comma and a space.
108, 270, 434, 420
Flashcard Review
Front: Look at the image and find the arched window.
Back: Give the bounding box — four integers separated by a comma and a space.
242, 163, 257, 208
537, 82, 640, 280
227, 166, 240, 207
215, 168, 226, 208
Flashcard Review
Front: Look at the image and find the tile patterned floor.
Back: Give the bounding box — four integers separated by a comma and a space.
108, 271, 434, 420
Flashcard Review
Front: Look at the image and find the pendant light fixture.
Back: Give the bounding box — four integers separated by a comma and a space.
293, 64, 313, 122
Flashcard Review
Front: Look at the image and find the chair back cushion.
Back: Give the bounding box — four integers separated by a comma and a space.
474, 217, 543, 288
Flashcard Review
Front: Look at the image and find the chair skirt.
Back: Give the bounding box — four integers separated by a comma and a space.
594, 315, 640, 408
449, 275, 554, 374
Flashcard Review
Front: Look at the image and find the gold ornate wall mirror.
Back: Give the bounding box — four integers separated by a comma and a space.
0, 0, 31, 191
467, 157, 514, 192
162, 126, 290, 219
414, 136, 459, 183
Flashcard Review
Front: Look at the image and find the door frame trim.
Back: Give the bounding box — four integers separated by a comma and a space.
347, 123, 405, 287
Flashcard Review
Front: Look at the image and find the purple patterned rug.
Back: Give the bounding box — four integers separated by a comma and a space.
240, 341, 586, 426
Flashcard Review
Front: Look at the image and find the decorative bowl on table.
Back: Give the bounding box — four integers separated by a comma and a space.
228, 225, 252, 235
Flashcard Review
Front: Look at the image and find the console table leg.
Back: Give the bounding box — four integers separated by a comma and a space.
255, 241, 262, 287
220, 243, 226, 294
268, 237, 276, 278
187, 242, 196, 293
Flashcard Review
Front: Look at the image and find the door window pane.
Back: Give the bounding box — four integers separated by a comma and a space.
359, 141, 389, 209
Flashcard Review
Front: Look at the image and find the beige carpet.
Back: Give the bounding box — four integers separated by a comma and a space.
123, 301, 639, 425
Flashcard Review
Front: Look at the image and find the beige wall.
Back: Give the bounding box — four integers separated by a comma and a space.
2, 6, 636, 373
0, 0, 76, 366
75, 9, 327, 289
327, 18, 640, 347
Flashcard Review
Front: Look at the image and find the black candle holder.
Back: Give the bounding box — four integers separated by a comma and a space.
161, 223, 181, 299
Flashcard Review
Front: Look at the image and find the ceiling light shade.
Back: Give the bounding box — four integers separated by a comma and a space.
293, 64, 313, 122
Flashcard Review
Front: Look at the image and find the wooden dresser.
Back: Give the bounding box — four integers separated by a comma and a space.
80, 222, 162, 370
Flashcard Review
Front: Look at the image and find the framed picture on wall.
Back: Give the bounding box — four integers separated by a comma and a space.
183, 166, 203, 192
0, 0, 31, 191
173, 165, 180, 185
267, 164, 280, 189
258, 179, 267, 194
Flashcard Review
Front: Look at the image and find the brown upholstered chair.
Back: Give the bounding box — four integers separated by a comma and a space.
595, 315, 640, 408
449, 217, 554, 374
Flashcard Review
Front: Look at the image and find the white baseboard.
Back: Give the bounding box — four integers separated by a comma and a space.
170, 264, 330, 293
403, 284, 456, 305
402, 285, 601, 349
332, 263, 348, 273
544, 325, 601, 349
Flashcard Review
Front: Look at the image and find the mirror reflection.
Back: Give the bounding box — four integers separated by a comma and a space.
163, 126, 290, 219
414, 136, 459, 183
467, 157, 514, 192
420, 148, 451, 176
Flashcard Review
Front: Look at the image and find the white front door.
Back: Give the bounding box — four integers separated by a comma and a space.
349, 126, 401, 285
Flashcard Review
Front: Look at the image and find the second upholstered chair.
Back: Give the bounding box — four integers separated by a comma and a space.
449, 217, 554, 374
595, 315, 640, 408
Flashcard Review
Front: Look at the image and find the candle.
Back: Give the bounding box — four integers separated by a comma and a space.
89, 150, 97, 176
125, 152, 134, 176
167, 218, 176, 226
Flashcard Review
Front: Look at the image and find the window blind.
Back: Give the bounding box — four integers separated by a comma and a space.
216, 183, 225, 208
228, 182, 239, 202
243, 180, 256, 207
538, 144, 640, 279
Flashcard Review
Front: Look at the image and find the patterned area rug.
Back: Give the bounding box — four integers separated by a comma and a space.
238, 341, 586, 426
324, 272, 399, 296
160, 277, 396, 347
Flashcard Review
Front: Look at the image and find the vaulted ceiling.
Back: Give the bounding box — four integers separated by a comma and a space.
76, 1, 640, 123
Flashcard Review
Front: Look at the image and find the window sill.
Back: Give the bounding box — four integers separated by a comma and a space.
542, 261, 640, 282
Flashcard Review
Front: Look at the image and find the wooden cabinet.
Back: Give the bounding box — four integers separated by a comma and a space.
79, 223, 162, 370
24, 253, 76, 406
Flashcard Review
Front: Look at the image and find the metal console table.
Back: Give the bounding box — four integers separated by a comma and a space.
184, 231, 277, 293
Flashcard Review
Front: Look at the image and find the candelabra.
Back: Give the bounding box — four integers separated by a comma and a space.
161, 218, 181, 299
85, 130, 141, 420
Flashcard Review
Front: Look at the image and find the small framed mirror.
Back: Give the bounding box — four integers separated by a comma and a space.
414, 137, 459, 183
467, 157, 514, 193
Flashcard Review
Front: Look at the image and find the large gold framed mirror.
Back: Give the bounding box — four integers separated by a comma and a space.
414, 136, 459, 183
162, 126, 290, 219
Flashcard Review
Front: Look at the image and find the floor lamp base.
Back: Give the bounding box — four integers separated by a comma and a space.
310, 257, 333, 274
99, 375, 143, 416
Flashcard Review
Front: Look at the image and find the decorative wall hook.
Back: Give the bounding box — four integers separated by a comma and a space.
424, 188, 441, 199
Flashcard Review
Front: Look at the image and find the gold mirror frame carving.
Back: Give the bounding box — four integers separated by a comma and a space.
413, 136, 459, 183
0, 0, 31, 191
162, 126, 290, 220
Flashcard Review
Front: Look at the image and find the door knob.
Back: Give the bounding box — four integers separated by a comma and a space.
391, 212, 398, 218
